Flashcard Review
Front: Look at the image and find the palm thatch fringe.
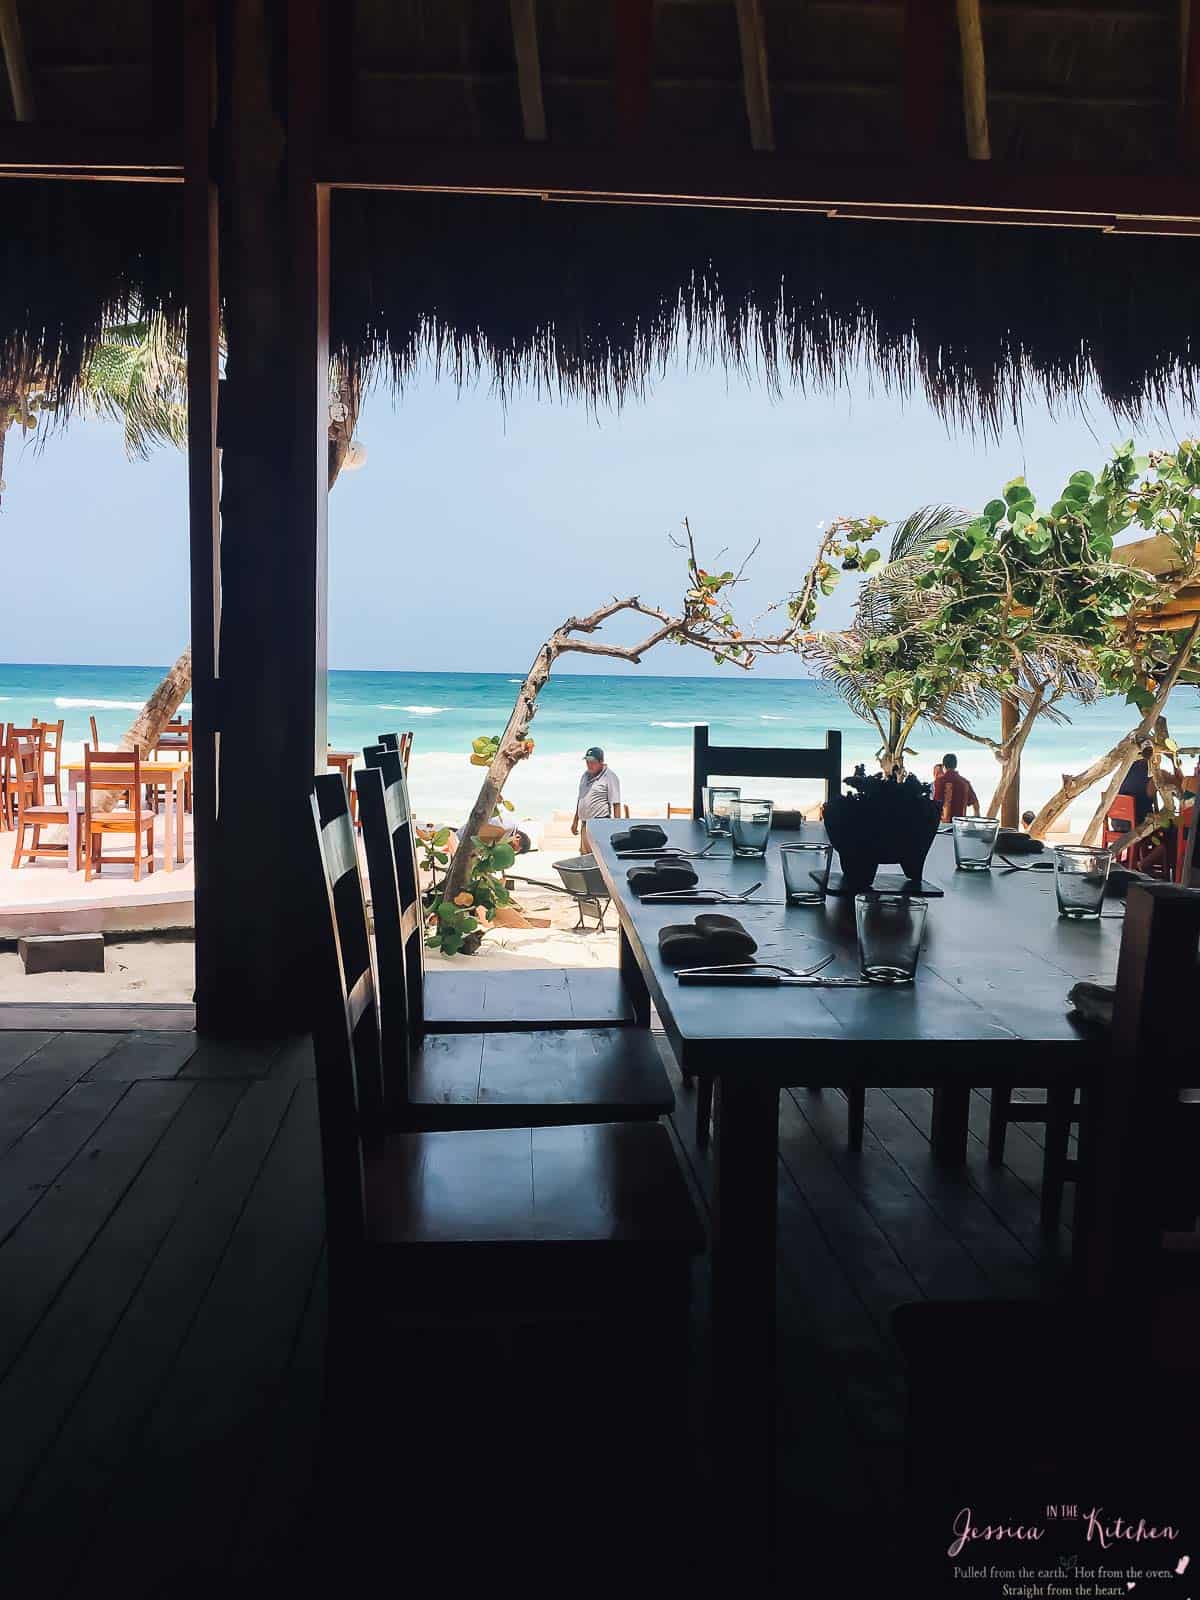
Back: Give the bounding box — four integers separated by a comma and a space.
4, 182, 1200, 433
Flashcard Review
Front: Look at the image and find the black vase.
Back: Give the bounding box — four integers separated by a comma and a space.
823, 782, 941, 892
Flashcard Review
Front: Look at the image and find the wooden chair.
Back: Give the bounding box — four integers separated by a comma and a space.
30, 717, 65, 805
0, 721, 11, 829
89, 715, 100, 749
84, 748, 155, 881
377, 730, 413, 772
890, 883, 1200, 1563
687, 715, 848, 1150
361, 743, 636, 1031
149, 718, 192, 812
666, 803, 692, 818
312, 771, 704, 1562
10, 729, 78, 869
1101, 792, 1145, 866
356, 758, 673, 1129
690, 723, 842, 820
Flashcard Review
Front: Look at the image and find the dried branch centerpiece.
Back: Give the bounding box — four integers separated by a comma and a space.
822, 766, 943, 895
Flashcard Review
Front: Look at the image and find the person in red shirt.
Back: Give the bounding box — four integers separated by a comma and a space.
932, 753, 980, 822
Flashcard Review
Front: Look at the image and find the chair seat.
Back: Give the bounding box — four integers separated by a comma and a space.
422, 967, 635, 1031
365, 1120, 704, 1250
16, 806, 68, 822
407, 1026, 673, 1128
89, 811, 153, 829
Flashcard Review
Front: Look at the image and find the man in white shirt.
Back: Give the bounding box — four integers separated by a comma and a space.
572, 746, 621, 852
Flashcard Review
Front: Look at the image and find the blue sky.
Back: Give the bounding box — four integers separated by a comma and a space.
1, 357, 1190, 675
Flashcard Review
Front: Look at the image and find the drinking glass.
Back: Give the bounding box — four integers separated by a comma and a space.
730, 798, 774, 858
702, 785, 740, 837
855, 892, 928, 983
781, 842, 832, 906
1054, 846, 1112, 920
953, 815, 1001, 871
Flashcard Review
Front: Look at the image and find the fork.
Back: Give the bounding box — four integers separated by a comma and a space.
674, 953, 847, 986
641, 881, 764, 904
616, 838, 729, 861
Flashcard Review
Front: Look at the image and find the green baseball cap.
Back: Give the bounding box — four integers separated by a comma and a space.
584, 746, 605, 762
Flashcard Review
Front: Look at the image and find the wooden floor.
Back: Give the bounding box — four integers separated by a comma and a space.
0, 1024, 1073, 1595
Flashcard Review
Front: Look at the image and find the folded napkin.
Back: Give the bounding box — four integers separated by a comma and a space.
1068, 980, 1114, 1029
627, 859, 700, 896
658, 913, 758, 968
996, 829, 1043, 855
612, 824, 669, 851
770, 809, 805, 831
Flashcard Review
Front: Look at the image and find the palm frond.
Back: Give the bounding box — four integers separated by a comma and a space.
888, 503, 973, 561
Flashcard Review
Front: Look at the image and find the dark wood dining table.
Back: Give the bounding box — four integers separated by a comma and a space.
588, 818, 1124, 1574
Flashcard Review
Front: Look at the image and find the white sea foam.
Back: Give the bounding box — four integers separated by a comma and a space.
649, 720, 698, 728
377, 704, 443, 715
54, 697, 144, 710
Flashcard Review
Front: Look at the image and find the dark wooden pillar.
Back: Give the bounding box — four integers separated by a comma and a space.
193, 0, 330, 1035
185, 0, 221, 1031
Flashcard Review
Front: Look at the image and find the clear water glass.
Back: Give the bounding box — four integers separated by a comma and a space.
855, 892, 928, 983
703, 785, 740, 836
1054, 846, 1112, 919
781, 842, 832, 906
953, 815, 1001, 871
730, 798, 774, 857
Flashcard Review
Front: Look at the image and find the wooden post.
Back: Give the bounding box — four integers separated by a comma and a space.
198, 0, 330, 1035
954, 0, 990, 160
184, 0, 221, 1032
0, 0, 34, 122
999, 693, 1019, 828
733, 0, 774, 153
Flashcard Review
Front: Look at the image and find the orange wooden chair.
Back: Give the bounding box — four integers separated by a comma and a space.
1102, 794, 1144, 867
1173, 768, 1200, 881
10, 729, 78, 869
667, 804, 692, 818
0, 721, 11, 829
31, 717, 65, 805
89, 715, 100, 748
84, 748, 155, 881
152, 717, 192, 811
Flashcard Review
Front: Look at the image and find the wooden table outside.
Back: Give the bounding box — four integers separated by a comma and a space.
64, 761, 190, 874
588, 818, 1123, 1579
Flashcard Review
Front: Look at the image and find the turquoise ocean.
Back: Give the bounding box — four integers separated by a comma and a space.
2, 663, 1196, 837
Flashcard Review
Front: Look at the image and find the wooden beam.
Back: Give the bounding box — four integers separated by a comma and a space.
0, 0, 33, 122
904, 0, 953, 158
509, 0, 547, 142
613, 0, 654, 146
184, 0, 221, 1033
954, 0, 990, 160
0, 126, 182, 179
1182, 0, 1200, 163
733, 0, 774, 153
318, 140, 1200, 232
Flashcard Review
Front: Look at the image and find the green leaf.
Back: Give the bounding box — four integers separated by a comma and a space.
860, 547, 881, 568
1069, 470, 1095, 491
983, 499, 1006, 525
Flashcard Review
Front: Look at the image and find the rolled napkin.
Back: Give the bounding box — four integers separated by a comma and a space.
1068, 979, 1114, 1029
658, 913, 758, 968
611, 823, 669, 851
627, 859, 700, 896
770, 809, 805, 831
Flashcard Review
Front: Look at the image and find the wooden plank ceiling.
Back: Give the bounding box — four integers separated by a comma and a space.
0, 1, 1187, 172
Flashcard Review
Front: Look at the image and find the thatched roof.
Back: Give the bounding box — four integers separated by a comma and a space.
0, 182, 182, 406
332, 189, 1200, 430
2, 0, 1199, 427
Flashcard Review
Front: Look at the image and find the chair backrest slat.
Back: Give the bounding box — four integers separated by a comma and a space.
377, 729, 413, 772
358, 752, 423, 1105
691, 724, 842, 819
311, 773, 386, 1246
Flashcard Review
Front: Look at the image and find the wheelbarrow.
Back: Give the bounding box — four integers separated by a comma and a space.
507, 853, 612, 933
